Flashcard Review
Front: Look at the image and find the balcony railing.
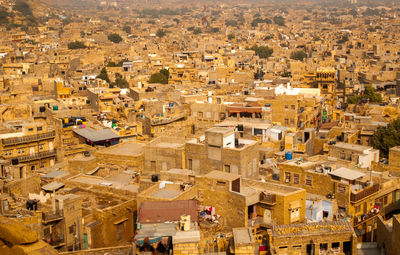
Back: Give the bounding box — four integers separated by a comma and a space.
2, 130, 55, 146
353, 210, 380, 225
42, 210, 64, 223
17, 150, 56, 163
351, 183, 380, 203
151, 112, 186, 126
260, 193, 276, 205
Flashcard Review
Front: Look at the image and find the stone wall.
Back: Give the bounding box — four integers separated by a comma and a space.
4, 174, 41, 196
173, 242, 200, 254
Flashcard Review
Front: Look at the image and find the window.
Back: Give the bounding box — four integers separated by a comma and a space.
290, 118, 294, 125
198, 112, 203, 118
285, 105, 289, 109
290, 208, 300, 221
305, 175, 312, 186
285, 118, 289, 125
332, 242, 340, 251
28, 128, 33, 131
217, 181, 226, 186
4, 150, 12, 156
338, 184, 346, 194
39, 144, 44, 150
293, 174, 300, 184
224, 164, 230, 173
285, 172, 291, 183
355, 205, 361, 213
188, 159, 192, 170
320, 243, 328, 251
291, 105, 295, 110
384, 195, 388, 205
116, 222, 124, 241
63, 139, 72, 144
69, 225, 75, 234
37, 126, 43, 131
340, 153, 346, 160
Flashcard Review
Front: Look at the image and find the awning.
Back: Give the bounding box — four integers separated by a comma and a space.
42, 181, 64, 192
289, 200, 301, 209
113, 217, 128, 225
227, 107, 261, 113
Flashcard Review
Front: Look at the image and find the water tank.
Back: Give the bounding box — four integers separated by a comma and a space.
26, 200, 37, 211
285, 151, 293, 160
11, 158, 19, 165
151, 175, 159, 182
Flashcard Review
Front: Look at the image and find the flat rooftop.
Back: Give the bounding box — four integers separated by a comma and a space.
233, 227, 254, 244
147, 136, 187, 148
68, 173, 139, 193
205, 170, 240, 182
97, 141, 144, 156
206, 127, 234, 135
151, 189, 182, 199
156, 142, 183, 149
271, 220, 353, 237
333, 142, 373, 152
245, 180, 304, 196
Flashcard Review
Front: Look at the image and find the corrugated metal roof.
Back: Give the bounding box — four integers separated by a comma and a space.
42, 181, 64, 191
329, 167, 365, 181
73, 128, 119, 142
138, 200, 199, 224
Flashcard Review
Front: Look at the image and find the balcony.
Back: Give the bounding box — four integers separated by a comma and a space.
259, 192, 276, 205
151, 112, 186, 126
351, 183, 380, 203
17, 150, 57, 163
2, 130, 55, 146
353, 209, 380, 226
42, 211, 64, 224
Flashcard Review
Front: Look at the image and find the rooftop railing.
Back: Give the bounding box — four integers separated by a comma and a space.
2, 130, 55, 146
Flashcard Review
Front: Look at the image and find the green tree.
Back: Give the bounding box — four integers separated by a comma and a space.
160, 69, 169, 79
248, 45, 273, 59
122, 25, 131, 34
347, 85, 382, 105
193, 27, 202, 34
347, 95, 362, 104
67, 41, 86, 49
96, 67, 110, 83
149, 69, 169, 84
290, 50, 307, 61
273, 15, 285, 26
364, 84, 382, 103
370, 118, 400, 157
225, 19, 238, 27
156, 29, 166, 38
14, 0, 32, 17
337, 35, 349, 44
0, 7, 10, 25
108, 33, 122, 43
114, 73, 129, 88
207, 27, 220, 33
14, 0, 36, 25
